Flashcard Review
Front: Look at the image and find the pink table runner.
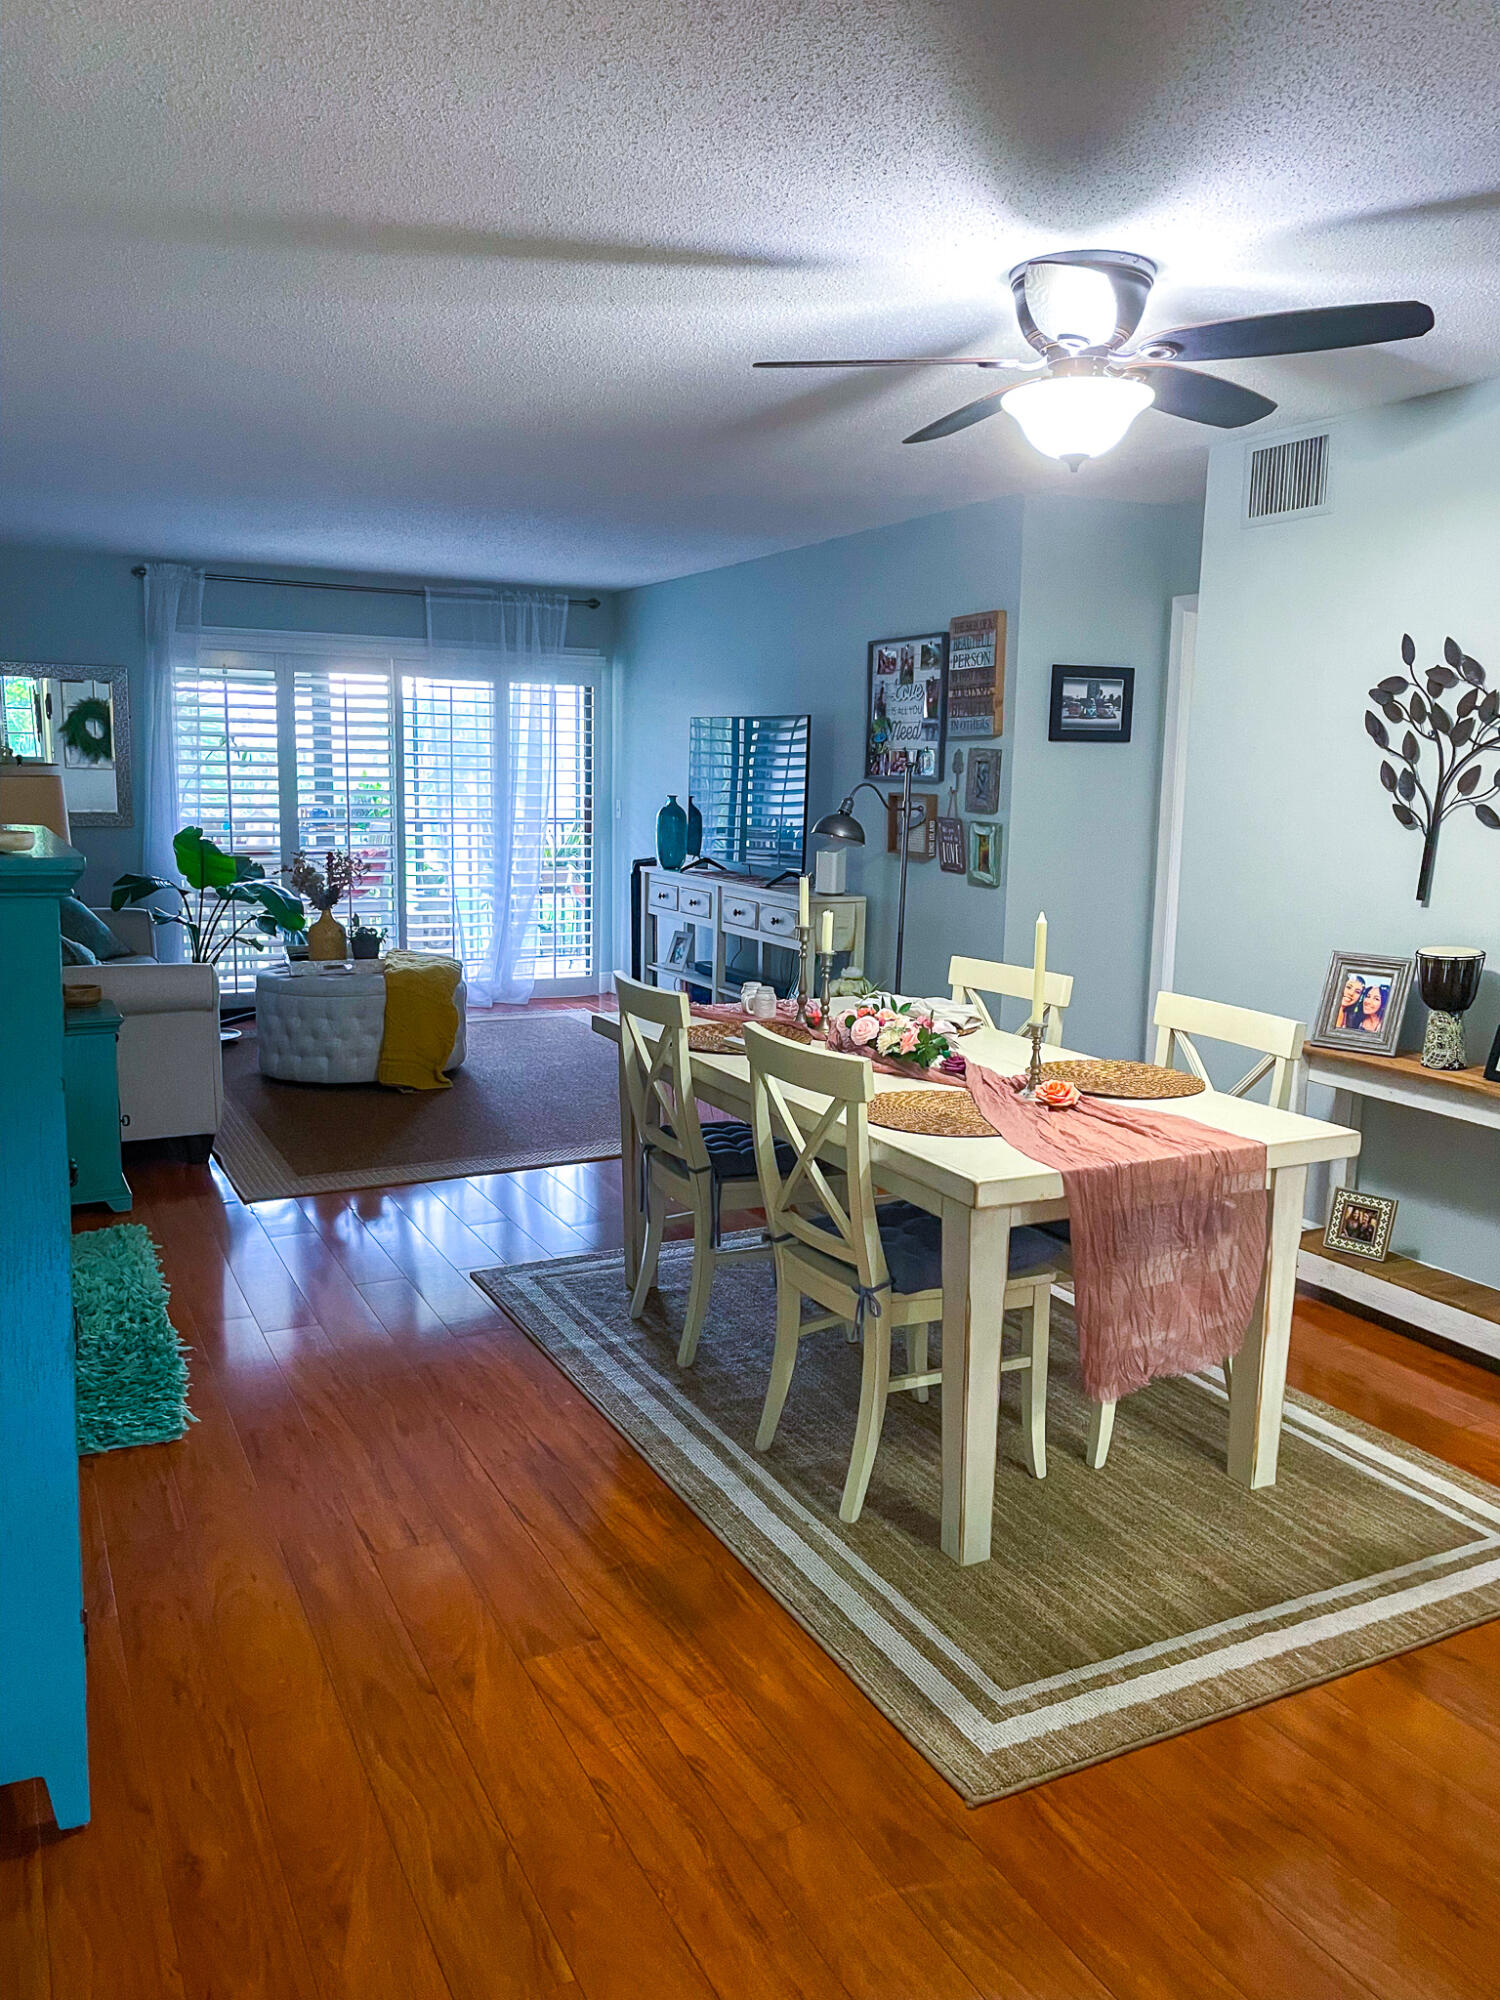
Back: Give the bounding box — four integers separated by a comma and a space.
964, 1064, 1269, 1403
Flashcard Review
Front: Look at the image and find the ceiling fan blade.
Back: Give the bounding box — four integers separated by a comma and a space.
753, 356, 1017, 370
1137, 366, 1277, 429
1138, 300, 1434, 364
902, 388, 1011, 444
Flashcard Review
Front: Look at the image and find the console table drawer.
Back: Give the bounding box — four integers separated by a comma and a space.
723, 894, 759, 930
647, 881, 679, 912
679, 886, 715, 918
758, 905, 798, 940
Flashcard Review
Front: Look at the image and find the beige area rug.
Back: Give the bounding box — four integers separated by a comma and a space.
473, 1242, 1500, 1804
214, 1011, 621, 1201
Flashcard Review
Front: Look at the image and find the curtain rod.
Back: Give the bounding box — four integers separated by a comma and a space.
130, 565, 601, 610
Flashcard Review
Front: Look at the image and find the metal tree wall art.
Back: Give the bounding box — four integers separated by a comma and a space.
1366, 634, 1500, 903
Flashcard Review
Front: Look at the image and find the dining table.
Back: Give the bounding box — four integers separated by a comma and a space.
590, 1008, 1361, 1565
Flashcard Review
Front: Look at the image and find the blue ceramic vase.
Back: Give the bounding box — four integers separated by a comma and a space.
685, 795, 703, 860
656, 794, 688, 870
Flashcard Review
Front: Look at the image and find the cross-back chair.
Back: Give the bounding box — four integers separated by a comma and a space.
1084, 989, 1307, 1471
744, 1024, 1058, 1524
948, 954, 1075, 1044
616, 974, 781, 1367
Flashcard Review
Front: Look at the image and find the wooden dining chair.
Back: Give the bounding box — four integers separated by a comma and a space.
616, 974, 785, 1368
948, 953, 1075, 1045
1084, 989, 1309, 1470
744, 1024, 1059, 1523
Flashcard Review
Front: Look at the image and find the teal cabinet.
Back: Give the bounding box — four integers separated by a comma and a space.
64, 1004, 132, 1212
0, 828, 90, 1829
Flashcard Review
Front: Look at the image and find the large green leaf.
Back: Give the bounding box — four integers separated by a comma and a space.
244, 882, 306, 931
110, 872, 175, 908
173, 826, 238, 890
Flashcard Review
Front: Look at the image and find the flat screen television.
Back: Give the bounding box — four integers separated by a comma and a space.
688, 714, 810, 879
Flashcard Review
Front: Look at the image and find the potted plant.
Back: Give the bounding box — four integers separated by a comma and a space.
350, 922, 386, 961
112, 827, 306, 966
283, 848, 356, 960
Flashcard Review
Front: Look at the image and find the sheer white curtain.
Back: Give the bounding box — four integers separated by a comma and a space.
424, 585, 568, 1004
140, 563, 204, 954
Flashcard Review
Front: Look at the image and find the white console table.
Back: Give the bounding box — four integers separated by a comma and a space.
1299, 1041, 1500, 1361
640, 865, 866, 1003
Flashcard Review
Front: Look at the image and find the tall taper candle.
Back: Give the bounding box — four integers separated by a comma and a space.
819, 908, 833, 956
1030, 911, 1048, 1027
798, 875, 810, 929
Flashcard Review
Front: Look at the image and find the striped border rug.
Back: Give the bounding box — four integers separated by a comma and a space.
473, 1242, 1500, 1804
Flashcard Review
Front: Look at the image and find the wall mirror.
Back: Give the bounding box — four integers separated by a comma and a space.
0, 661, 132, 827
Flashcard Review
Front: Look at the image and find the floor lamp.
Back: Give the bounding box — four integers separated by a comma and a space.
812, 761, 922, 995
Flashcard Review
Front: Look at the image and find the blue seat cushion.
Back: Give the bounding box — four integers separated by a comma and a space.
663, 1119, 794, 1182
810, 1200, 1059, 1296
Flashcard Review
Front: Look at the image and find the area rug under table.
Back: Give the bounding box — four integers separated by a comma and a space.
215, 1010, 621, 1201
473, 1242, 1500, 1804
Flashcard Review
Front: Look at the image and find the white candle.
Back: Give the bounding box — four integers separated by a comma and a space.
1030, 911, 1048, 1026
798, 875, 810, 929
819, 908, 834, 956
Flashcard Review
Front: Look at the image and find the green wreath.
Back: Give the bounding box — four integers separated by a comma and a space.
58, 695, 113, 764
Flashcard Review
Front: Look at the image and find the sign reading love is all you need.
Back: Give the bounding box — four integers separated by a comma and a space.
866, 631, 948, 780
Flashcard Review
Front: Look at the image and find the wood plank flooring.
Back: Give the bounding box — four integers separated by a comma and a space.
6, 1139, 1500, 1999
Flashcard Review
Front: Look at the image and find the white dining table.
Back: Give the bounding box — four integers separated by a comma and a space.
591, 1010, 1361, 1565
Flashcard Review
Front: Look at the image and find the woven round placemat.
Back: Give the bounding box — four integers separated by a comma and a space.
687, 1024, 744, 1052
759, 1019, 814, 1044
1040, 1059, 1205, 1100
868, 1089, 998, 1137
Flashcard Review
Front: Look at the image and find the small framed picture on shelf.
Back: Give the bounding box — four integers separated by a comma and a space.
664, 926, 693, 971
1049, 665, 1135, 744
967, 819, 1002, 887
1323, 1187, 1397, 1263
1311, 950, 1414, 1056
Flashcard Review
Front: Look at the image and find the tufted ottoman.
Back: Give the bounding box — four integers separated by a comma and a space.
255, 965, 468, 1084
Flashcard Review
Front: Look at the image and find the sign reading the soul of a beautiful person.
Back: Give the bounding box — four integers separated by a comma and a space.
865, 630, 948, 780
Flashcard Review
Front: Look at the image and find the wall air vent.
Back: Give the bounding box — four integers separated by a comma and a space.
1243, 431, 1330, 523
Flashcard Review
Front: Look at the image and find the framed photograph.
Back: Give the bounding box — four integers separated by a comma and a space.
1049, 665, 1135, 744
887, 790, 938, 861
963, 745, 1001, 815
967, 819, 1001, 888
1323, 1187, 1397, 1262
866, 631, 947, 781
1311, 950, 1415, 1055
663, 925, 692, 971
947, 610, 1005, 739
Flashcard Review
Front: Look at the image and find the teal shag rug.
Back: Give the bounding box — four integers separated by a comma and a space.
71, 1225, 194, 1454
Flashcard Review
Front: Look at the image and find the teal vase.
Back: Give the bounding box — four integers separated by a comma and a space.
685, 794, 703, 860
656, 794, 688, 870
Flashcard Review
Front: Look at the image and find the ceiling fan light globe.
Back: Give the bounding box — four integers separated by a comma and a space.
999, 374, 1155, 463
1022, 262, 1120, 350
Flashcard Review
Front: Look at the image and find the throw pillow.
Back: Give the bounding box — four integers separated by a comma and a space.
60, 895, 131, 961
61, 934, 99, 967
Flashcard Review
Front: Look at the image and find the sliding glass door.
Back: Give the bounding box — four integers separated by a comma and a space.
181, 643, 602, 999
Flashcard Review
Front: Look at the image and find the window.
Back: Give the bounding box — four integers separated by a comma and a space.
180, 644, 601, 997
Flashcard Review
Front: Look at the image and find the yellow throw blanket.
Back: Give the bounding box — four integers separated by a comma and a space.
378, 951, 462, 1091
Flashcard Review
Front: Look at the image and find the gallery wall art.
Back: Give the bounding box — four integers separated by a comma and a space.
866, 631, 947, 780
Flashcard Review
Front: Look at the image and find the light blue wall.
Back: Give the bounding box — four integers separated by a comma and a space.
0, 545, 615, 899
1006, 497, 1203, 1055
616, 492, 1201, 1051
1177, 378, 1500, 1285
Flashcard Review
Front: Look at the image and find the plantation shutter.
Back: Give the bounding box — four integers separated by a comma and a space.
292, 666, 399, 944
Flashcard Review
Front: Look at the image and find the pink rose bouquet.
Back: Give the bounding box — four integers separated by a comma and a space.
825, 1000, 955, 1071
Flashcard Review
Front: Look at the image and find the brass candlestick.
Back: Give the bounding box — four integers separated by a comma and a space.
1019, 1020, 1046, 1099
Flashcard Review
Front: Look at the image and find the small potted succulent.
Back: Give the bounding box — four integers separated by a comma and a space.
350, 921, 386, 961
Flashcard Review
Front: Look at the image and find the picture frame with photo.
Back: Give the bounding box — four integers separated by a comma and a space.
1311, 949, 1415, 1056
967, 819, 1001, 888
886, 789, 938, 862
663, 925, 693, 971
963, 746, 1001, 815
1323, 1187, 1397, 1263
1048, 665, 1135, 744
866, 631, 948, 781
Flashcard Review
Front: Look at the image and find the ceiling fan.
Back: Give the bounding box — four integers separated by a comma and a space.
754, 250, 1435, 469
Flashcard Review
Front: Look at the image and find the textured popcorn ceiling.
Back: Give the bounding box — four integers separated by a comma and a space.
4, 1, 1500, 586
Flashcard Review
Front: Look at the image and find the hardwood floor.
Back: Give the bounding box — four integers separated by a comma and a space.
6, 1145, 1500, 1999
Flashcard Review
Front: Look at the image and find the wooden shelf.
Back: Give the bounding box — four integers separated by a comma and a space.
1304, 1041, 1500, 1105
1299, 1226, 1500, 1363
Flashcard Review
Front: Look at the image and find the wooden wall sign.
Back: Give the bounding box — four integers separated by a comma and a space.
887, 789, 938, 861
947, 610, 1004, 739
937, 749, 966, 872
